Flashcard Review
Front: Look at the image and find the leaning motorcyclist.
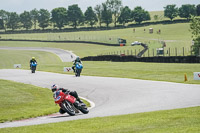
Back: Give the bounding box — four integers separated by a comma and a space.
72, 56, 82, 72
51, 84, 83, 114
30, 57, 37, 69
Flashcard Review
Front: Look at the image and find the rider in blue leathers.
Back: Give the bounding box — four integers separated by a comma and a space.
72, 56, 82, 72
30, 57, 37, 69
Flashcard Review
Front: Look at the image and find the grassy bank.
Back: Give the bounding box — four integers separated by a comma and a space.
0, 23, 193, 56
1, 106, 200, 133
0, 79, 90, 123
0, 79, 58, 123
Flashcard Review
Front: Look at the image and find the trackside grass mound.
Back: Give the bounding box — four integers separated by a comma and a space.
0, 79, 58, 123
1, 106, 200, 133
0, 79, 90, 123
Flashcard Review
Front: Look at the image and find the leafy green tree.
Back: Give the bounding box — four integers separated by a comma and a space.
94, 4, 103, 27
190, 16, 200, 38
106, 0, 122, 27
0, 19, 3, 29
101, 3, 112, 28
164, 4, 178, 21
192, 37, 200, 55
20, 11, 32, 30
67, 4, 84, 29
197, 4, 200, 16
0, 11, 5, 30
51, 7, 67, 30
190, 16, 200, 55
118, 6, 131, 26
179, 4, 196, 20
0, 10, 9, 31
30, 9, 39, 30
84, 7, 97, 27
38, 9, 50, 30
154, 15, 158, 21
6, 12, 20, 31
131, 6, 150, 24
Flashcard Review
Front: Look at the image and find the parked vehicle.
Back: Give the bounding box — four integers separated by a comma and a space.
31, 62, 37, 73
131, 41, 141, 46
53, 90, 89, 116
75, 62, 83, 77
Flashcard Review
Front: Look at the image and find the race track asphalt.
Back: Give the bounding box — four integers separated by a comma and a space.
0, 69, 200, 128
0, 46, 77, 62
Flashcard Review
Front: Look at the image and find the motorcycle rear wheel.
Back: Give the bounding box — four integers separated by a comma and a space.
75, 69, 81, 77
79, 105, 89, 114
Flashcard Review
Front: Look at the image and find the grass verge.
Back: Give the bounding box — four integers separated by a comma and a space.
82, 61, 200, 84
0, 79, 58, 123
0, 79, 90, 123
1, 106, 200, 133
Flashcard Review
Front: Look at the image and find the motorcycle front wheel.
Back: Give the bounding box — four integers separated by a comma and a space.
62, 101, 75, 116
31, 66, 36, 73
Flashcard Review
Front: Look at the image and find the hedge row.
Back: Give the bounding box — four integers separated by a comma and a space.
82, 55, 200, 63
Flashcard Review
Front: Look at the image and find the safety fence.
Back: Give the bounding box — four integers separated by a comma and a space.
101, 47, 198, 57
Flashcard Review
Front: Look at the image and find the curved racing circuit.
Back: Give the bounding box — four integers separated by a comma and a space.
0, 47, 200, 128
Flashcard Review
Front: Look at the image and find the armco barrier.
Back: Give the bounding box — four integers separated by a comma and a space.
82, 55, 200, 63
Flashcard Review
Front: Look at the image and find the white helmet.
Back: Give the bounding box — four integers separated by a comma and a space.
51, 84, 58, 92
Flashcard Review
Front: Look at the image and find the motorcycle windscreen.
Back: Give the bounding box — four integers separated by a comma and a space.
65, 95, 76, 104
31, 63, 37, 67
76, 63, 83, 69
54, 91, 60, 98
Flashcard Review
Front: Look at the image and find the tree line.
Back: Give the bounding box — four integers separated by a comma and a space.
0, 0, 200, 31
190, 16, 200, 55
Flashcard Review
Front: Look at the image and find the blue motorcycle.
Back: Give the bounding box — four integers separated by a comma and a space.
31, 62, 37, 73
75, 62, 83, 77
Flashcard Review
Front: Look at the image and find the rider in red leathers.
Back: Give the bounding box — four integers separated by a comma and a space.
51, 84, 83, 114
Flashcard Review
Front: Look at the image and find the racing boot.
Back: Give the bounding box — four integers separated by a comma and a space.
77, 97, 83, 103
77, 98, 86, 107
74, 101, 81, 109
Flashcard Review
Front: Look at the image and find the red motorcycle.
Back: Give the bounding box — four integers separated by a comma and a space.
53, 90, 89, 116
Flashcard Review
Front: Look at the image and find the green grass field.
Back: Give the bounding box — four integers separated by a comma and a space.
0, 23, 193, 56
1, 106, 200, 133
0, 79, 58, 123
1, 23, 192, 42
